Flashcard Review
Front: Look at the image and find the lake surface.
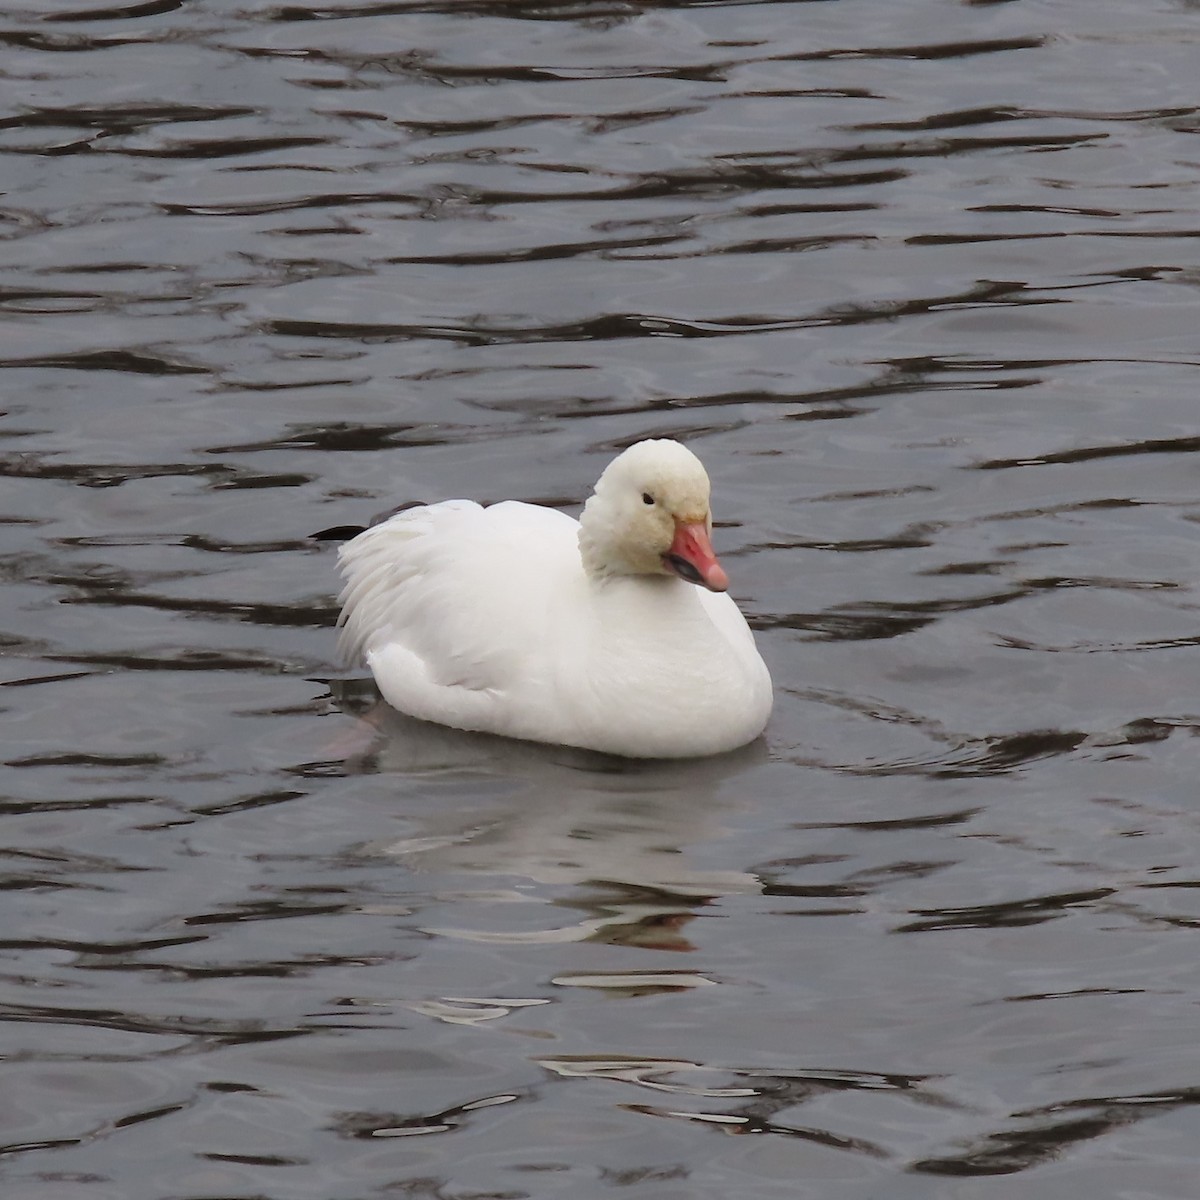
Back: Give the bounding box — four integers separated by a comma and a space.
4, 1, 1200, 1196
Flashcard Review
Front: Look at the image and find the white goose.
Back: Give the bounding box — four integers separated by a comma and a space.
335, 439, 772, 758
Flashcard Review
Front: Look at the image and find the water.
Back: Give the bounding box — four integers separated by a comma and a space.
4, 0, 1200, 1196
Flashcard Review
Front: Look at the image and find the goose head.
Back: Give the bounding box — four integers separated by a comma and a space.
578, 439, 729, 592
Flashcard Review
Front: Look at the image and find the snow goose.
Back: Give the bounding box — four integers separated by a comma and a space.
335, 439, 772, 758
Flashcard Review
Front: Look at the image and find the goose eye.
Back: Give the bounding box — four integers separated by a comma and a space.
642, 492, 655, 506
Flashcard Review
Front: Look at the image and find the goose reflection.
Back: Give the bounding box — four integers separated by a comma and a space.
330, 684, 768, 953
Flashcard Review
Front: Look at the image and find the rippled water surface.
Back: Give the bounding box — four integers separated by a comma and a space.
5, 0, 1200, 1196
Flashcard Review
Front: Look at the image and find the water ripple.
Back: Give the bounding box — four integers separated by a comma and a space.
5, 0, 1200, 1193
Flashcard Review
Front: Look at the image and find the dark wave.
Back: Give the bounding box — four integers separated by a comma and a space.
0, 452, 307, 489
0, 348, 205, 375
977, 433, 1200, 469
336, 1091, 521, 1140
44, 0, 189, 20
897, 887, 1115, 933
913, 1088, 1200, 1176
0, 103, 254, 134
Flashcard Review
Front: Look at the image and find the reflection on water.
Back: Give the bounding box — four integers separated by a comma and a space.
4, 0, 1200, 1196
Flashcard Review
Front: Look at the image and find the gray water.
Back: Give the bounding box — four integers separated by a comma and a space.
4, 1, 1200, 1197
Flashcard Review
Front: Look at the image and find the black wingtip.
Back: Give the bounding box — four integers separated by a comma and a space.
310, 524, 367, 542
310, 500, 431, 543
369, 499, 429, 526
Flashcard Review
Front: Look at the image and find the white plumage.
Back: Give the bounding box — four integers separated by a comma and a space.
335, 439, 772, 758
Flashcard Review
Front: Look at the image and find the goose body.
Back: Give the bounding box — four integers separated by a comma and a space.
335, 440, 772, 758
